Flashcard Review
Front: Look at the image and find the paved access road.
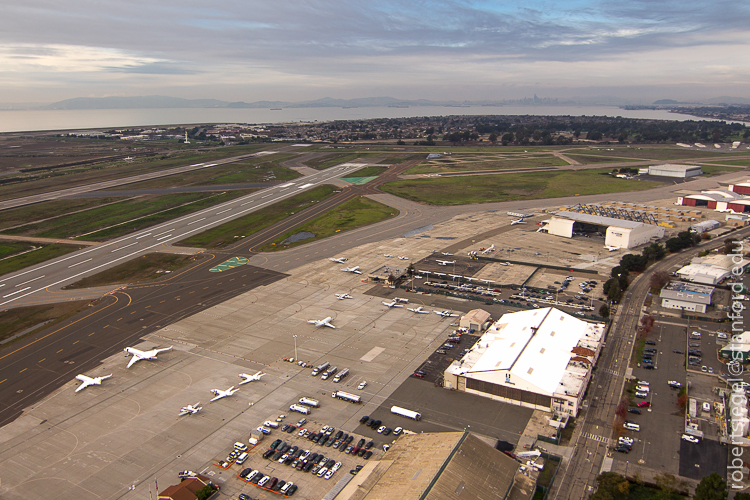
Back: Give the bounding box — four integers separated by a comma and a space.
0, 162, 366, 310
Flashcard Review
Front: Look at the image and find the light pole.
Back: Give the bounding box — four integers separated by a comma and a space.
293, 335, 298, 361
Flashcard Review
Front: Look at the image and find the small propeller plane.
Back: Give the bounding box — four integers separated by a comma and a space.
329, 257, 348, 263
510, 219, 527, 225
335, 293, 353, 300
500, 261, 514, 266
481, 244, 495, 255
604, 245, 619, 252
407, 306, 430, 314
441, 252, 453, 256
436, 260, 455, 266
308, 317, 337, 328
123, 346, 173, 368
382, 299, 404, 308
341, 266, 362, 274
383, 254, 393, 257
434, 310, 460, 318
238, 371, 266, 385
74, 373, 112, 393
398, 256, 409, 260
178, 403, 202, 416
210, 386, 239, 402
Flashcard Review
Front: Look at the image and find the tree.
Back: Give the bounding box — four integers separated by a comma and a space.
642, 242, 666, 262
620, 253, 648, 272
590, 472, 630, 500
654, 472, 687, 498
605, 278, 622, 303
733, 493, 750, 500
693, 473, 727, 500
649, 271, 670, 292
599, 304, 610, 318
489, 133, 498, 143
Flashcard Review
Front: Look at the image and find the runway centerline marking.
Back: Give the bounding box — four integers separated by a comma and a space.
3, 287, 30, 298
68, 258, 92, 268
154, 228, 175, 237
112, 242, 138, 252
156, 234, 172, 241
16, 275, 45, 287
136, 233, 151, 239
216, 209, 232, 215
187, 218, 206, 225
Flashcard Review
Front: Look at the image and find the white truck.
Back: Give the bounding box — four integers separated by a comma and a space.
298, 397, 320, 408
311, 361, 330, 376
321, 366, 338, 381
333, 368, 349, 383
391, 405, 421, 420
290, 404, 311, 415
331, 391, 361, 404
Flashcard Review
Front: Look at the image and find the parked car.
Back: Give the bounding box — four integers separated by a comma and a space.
637, 401, 651, 408
628, 408, 641, 414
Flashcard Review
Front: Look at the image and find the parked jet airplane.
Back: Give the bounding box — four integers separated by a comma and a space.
510, 219, 527, 225
482, 244, 495, 255
341, 266, 362, 274
382, 299, 404, 308
441, 252, 453, 256
238, 371, 265, 385
407, 306, 430, 314
398, 256, 409, 260
210, 386, 239, 402
383, 254, 393, 257
434, 310, 460, 318
123, 346, 173, 368
436, 260, 455, 266
308, 317, 336, 328
74, 373, 112, 393
329, 257, 348, 263
178, 403, 202, 416
500, 262, 513, 266
335, 293, 353, 300
604, 245, 619, 252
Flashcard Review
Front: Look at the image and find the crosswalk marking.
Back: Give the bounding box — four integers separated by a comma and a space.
583, 432, 610, 444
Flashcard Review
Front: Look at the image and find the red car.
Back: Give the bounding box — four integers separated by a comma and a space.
637, 402, 651, 408
413, 371, 426, 378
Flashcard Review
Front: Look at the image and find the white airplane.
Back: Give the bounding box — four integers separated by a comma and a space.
434, 310, 459, 318
74, 373, 112, 393
433, 272, 446, 277
210, 386, 239, 402
341, 266, 362, 274
482, 244, 495, 255
308, 317, 336, 328
441, 252, 453, 256
384, 254, 393, 257
407, 306, 430, 314
511, 219, 527, 225
178, 403, 202, 416
238, 371, 266, 385
500, 261, 513, 266
436, 260, 455, 266
382, 299, 404, 308
604, 245, 619, 252
329, 257, 348, 263
398, 256, 409, 260
335, 293, 353, 300
395, 298, 409, 303
123, 346, 173, 368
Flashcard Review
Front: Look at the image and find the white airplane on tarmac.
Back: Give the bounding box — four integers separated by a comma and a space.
123, 346, 173, 368
604, 245, 619, 252
441, 252, 453, 256
341, 266, 362, 274
308, 317, 337, 328
500, 262, 513, 266
74, 373, 112, 393
398, 256, 409, 260
329, 257, 348, 263
382, 299, 404, 308
434, 310, 460, 318
178, 403, 202, 416
407, 306, 430, 314
482, 244, 495, 255
335, 293, 353, 300
384, 254, 393, 257
436, 260, 455, 266
210, 386, 239, 402
510, 219, 527, 225
238, 371, 266, 385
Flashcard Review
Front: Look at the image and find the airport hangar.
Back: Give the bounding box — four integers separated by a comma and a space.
443, 308, 605, 418
545, 211, 665, 249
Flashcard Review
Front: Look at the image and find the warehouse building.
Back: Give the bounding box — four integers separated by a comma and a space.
443, 308, 605, 417
459, 309, 492, 332
648, 164, 702, 178
546, 212, 664, 249
689, 220, 721, 233
730, 182, 750, 195
721, 332, 750, 363
676, 254, 749, 285
659, 281, 714, 313
676, 189, 750, 213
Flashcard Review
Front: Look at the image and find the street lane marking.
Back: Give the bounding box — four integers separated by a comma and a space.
156, 234, 172, 241
187, 218, 206, 225
136, 233, 152, 239
68, 258, 93, 268
112, 242, 138, 252
3, 287, 30, 298
16, 275, 45, 286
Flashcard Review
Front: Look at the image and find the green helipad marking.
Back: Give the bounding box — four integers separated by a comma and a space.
210, 256, 249, 272
340, 176, 378, 185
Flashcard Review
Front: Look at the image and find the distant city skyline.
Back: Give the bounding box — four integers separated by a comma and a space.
2, 1, 749, 104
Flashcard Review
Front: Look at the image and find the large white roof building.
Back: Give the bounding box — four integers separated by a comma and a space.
443, 308, 605, 417
546, 211, 665, 249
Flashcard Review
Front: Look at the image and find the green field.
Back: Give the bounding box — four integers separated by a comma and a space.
260, 196, 397, 251
348, 166, 388, 177
304, 152, 381, 170
563, 154, 642, 164
0, 300, 92, 347
697, 164, 745, 176
406, 155, 569, 174
178, 185, 337, 249
1, 191, 253, 241
381, 169, 662, 205
0, 241, 37, 260
0, 244, 83, 276
63, 253, 205, 289
700, 158, 750, 167
0, 198, 129, 231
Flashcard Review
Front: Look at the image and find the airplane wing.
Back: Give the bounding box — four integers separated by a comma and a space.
209, 391, 223, 402
154, 347, 173, 355
75, 375, 93, 393
323, 322, 337, 329
126, 354, 141, 369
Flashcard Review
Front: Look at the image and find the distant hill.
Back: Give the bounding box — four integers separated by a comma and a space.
42, 95, 228, 110
704, 96, 750, 105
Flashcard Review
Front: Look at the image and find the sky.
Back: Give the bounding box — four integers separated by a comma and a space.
1, 0, 749, 104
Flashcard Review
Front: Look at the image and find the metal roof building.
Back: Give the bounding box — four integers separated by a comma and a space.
659, 281, 714, 313
443, 308, 605, 417
546, 211, 664, 249
648, 164, 702, 178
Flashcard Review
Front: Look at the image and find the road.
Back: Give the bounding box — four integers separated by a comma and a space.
552, 225, 750, 499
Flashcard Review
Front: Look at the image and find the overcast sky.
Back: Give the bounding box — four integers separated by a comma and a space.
2, 0, 749, 103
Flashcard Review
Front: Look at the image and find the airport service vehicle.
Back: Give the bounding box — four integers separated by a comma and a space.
264, 420, 280, 429
312, 361, 330, 377
321, 366, 338, 381
333, 368, 350, 383
703, 402, 711, 412
623, 423, 640, 431
682, 434, 699, 443
297, 417, 307, 426
358, 381, 368, 390
299, 397, 320, 408
391, 405, 422, 420
236, 452, 249, 465
290, 404, 311, 415
234, 442, 249, 451
332, 391, 362, 404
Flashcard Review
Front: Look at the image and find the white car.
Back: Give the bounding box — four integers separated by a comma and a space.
635, 391, 648, 398
635, 385, 650, 392
317, 467, 329, 478
331, 462, 342, 472
257, 426, 271, 435
377, 425, 387, 434
258, 475, 270, 487
358, 381, 368, 390
234, 442, 248, 451
618, 437, 634, 444
325, 468, 335, 479
681, 434, 700, 443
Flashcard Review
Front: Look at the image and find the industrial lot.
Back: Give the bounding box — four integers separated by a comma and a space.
2, 138, 750, 500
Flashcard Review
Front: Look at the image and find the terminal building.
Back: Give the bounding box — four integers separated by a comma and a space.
545, 211, 665, 249
659, 281, 714, 313
443, 308, 605, 417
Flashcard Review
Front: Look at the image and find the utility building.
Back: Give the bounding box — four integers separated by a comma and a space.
659, 281, 714, 313
546, 212, 664, 249
459, 309, 491, 332
443, 308, 605, 417
676, 254, 749, 285
648, 164, 702, 178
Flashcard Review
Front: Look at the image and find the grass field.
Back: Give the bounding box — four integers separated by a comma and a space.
304, 152, 381, 169
260, 196, 397, 251
63, 253, 205, 289
697, 164, 745, 176
563, 154, 642, 164
381, 169, 661, 205
0, 241, 36, 260
178, 185, 337, 249
700, 158, 750, 167
0, 300, 92, 348
0, 244, 83, 277
0, 198, 129, 231
1, 191, 253, 241
566, 147, 726, 161
406, 155, 569, 174
348, 166, 388, 177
